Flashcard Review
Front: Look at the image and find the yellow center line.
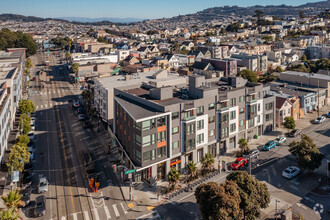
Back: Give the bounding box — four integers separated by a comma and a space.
51, 68, 76, 214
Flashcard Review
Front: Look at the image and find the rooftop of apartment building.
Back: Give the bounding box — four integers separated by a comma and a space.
0, 67, 16, 80
0, 50, 24, 59
268, 81, 319, 97
280, 71, 330, 81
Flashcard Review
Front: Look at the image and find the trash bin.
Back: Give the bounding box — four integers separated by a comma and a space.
254, 134, 258, 139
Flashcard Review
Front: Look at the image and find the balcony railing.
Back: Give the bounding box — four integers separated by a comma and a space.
183, 116, 196, 121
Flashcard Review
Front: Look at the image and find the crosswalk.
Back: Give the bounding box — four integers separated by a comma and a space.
35, 102, 67, 110
56, 202, 129, 220
30, 89, 67, 96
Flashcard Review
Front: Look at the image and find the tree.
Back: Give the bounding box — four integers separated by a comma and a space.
238, 138, 250, 156
275, 66, 283, 72
18, 99, 36, 115
287, 64, 310, 73
19, 114, 31, 135
168, 167, 180, 188
254, 10, 265, 21
0, 207, 20, 220
25, 58, 33, 69
237, 69, 258, 83
1, 190, 24, 211
201, 153, 214, 174
299, 10, 305, 18
0, 29, 37, 56
195, 181, 242, 220
7, 143, 30, 173
65, 52, 71, 61
97, 37, 108, 44
186, 161, 197, 181
226, 23, 241, 32
289, 134, 324, 171
262, 35, 273, 43
226, 171, 270, 219
16, 135, 30, 146
71, 63, 79, 74
283, 117, 295, 130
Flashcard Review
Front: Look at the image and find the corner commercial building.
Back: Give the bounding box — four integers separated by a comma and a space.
113, 75, 276, 183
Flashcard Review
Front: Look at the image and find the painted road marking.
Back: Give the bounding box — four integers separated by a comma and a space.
72, 213, 78, 220
92, 208, 100, 220
41, 105, 43, 109
113, 204, 120, 217
104, 206, 111, 219
83, 211, 90, 220
120, 203, 128, 214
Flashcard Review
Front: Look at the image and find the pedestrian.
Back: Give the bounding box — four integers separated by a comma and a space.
218, 161, 222, 173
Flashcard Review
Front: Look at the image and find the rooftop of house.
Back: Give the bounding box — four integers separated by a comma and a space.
281, 71, 330, 81
0, 67, 16, 80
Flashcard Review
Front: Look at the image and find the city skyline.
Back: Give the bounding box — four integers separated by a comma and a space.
0, 0, 323, 19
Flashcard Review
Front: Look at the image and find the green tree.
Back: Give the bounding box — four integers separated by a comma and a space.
19, 114, 31, 135
283, 117, 296, 130
195, 181, 242, 220
201, 153, 214, 174
18, 99, 36, 115
287, 64, 310, 73
65, 52, 71, 62
299, 10, 305, 18
226, 23, 241, 32
186, 161, 197, 181
289, 134, 324, 171
0, 29, 37, 56
97, 37, 108, 44
71, 63, 79, 74
275, 66, 283, 72
1, 190, 24, 211
25, 58, 33, 69
0, 207, 20, 220
254, 10, 265, 21
237, 138, 250, 156
262, 35, 273, 43
168, 167, 180, 188
7, 143, 30, 173
238, 69, 258, 83
226, 171, 270, 219
16, 135, 30, 146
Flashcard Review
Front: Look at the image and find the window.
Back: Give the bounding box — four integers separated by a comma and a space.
258, 92, 260, 99
258, 104, 260, 112
143, 149, 156, 162
239, 119, 244, 127
222, 127, 228, 137
248, 119, 254, 127
222, 114, 228, 123
135, 150, 141, 161
186, 139, 195, 150
157, 116, 166, 126
209, 116, 215, 123
172, 112, 179, 120
209, 129, 215, 137
197, 120, 204, 130
294, 104, 296, 109
230, 123, 236, 132
265, 103, 273, 111
142, 134, 156, 147
230, 98, 236, 107
172, 126, 179, 134
197, 134, 204, 144
172, 141, 179, 150
250, 105, 257, 113
196, 106, 204, 116
186, 124, 195, 135
266, 113, 273, 122
239, 95, 244, 102
142, 119, 156, 131
152, 149, 156, 160
257, 115, 260, 123
230, 111, 236, 120
288, 108, 291, 114
135, 134, 141, 146
184, 110, 194, 119
208, 103, 215, 110
239, 107, 244, 114
157, 146, 166, 158
157, 131, 166, 142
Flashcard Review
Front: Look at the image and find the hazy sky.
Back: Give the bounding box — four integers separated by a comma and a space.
0, 0, 323, 19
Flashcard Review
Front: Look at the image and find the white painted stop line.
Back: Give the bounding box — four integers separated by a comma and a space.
113, 204, 120, 217
104, 206, 111, 219
83, 211, 90, 220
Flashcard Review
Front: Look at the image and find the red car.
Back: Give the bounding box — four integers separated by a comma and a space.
231, 158, 248, 170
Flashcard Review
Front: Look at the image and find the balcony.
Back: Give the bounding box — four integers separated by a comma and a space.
219, 106, 229, 111
247, 99, 257, 104
183, 116, 196, 121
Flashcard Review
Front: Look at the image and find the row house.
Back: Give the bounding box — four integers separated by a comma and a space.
113, 75, 276, 184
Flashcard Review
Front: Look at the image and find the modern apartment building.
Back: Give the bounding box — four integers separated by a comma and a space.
113, 75, 275, 183
307, 45, 330, 59
231, 53, 268, 73
0, 82, 11, 164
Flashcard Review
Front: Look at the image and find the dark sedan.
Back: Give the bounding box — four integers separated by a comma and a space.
287, 129, 302, 137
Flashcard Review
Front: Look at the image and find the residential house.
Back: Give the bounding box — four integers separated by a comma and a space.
275, 97, 293, 126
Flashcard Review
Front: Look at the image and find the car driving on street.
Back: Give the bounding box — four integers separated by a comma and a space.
263, 140, 276, 151
275, 136, 287, 145
37, 175, 48, 193
243, 149, 259, 159
287, 129, 302, 137
231, 158, 248, 170
282, 166, 300, 179
314, 116, 326, 124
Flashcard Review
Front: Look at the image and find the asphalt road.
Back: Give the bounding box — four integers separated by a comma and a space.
22, 53, 151, 220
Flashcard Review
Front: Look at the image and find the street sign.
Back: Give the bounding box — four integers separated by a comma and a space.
125, 169, 135, 175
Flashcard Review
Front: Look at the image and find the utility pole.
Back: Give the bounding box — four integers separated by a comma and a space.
317, 80, 320, 117
249, 153, 252, 175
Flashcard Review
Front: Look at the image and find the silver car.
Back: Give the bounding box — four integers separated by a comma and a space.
314, 116, 326, 124
37, 175, 48, 193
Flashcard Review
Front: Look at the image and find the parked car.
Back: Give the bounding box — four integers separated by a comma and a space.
30, 124, 35, 131
29, 150, 35, 161
287, 129, 302, 137
263, 140, 276, 151
31, 116, 36, 122
78, 107, 83, 114
275, 137, 287, 145
282, 166, 300, 179
37, 175, 48, 193
314, 116, 326, 124
34, 195, 46, 217
243, 149, 259, 159
78, 114, 85, 121
83, 122, 91, 129
73, 101, 80, 108
327, 112, 330, 118
28, 131, 35, 141
231, 158, 248, 170
21, 171, 32, 189
19, 187, 31, 207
